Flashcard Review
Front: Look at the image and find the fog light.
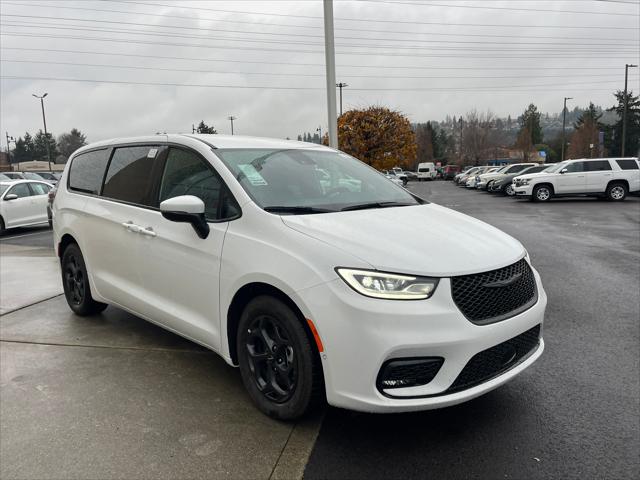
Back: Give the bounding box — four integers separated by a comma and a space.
376, 357, 444, 391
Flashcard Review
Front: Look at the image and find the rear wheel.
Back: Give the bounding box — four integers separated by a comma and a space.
0, 216, 5, 235
61, 243, 108, 316
237, 295, 323, 420
606, 182, 627, 201
533, 184, 552, 202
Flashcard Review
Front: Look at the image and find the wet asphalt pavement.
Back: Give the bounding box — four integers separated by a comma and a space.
304, 181, 640, 479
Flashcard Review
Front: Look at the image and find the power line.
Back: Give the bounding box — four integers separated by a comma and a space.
3, 1, 636, 30
0, 75, 628, 91
2, 32, 634, 59
3, 47, 631, 71
2, 14, 635, 44
4, 59, 637, 80
4, 21, 636, 51
100, 0, 638, 18
355, 0, 638, 16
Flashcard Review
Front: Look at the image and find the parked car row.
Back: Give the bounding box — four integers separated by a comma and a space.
453, 158, 640, 202
0, 171, 61, 184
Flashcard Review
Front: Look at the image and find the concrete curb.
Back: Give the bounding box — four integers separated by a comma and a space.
270, 412, 325, 480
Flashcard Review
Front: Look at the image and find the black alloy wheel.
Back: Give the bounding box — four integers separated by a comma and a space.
245, 314, 298, 403
237, 295, 323, 420
61, 243, 108, 315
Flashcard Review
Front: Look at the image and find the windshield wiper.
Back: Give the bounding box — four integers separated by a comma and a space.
264, 206, 333, 214
340, 201, 415, 212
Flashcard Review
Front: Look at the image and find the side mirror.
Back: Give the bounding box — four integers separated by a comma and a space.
4, 194, 18, 201
560, 168, 568, 174
160, 195, 210, 239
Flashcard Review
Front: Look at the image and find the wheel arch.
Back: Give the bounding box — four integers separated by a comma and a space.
58, 233, 78, 258
533, 182, 555, 194
226, 282, 323, 369
607, 179, 629, 191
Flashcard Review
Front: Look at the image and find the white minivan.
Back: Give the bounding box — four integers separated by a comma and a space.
417, 162, 437, 181
53, 135, 546, 419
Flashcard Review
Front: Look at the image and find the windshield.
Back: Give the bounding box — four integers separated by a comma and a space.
215, 149, 421, 212
544, 162, 568, 173
23, 172, 44, 180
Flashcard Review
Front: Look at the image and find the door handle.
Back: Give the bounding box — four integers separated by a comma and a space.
121, 221, 141, 233
139, 227, 157, 237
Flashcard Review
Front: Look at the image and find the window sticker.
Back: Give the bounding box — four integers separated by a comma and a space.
147, 148, 158, 158
238, 164, 268, 186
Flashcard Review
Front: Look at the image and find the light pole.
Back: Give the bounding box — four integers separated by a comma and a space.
316, 126, 322, 143
227, 115, 237, 135
336, 82, 348, 117
561, 97, 572, 162
622, 63, 638, 157
32, 93, 52, 171
5, 132, 15, 164
323, 0, 338, 148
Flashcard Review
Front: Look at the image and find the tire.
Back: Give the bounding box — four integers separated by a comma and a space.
237, 295, 323, 420
505, 184, 515, 196
532, 184, 552, 202
61, 243, 108, 316
0, 216, 5, 235
606, 182, 627, 201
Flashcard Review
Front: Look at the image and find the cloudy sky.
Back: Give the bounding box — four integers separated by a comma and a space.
1, 0, 639, 146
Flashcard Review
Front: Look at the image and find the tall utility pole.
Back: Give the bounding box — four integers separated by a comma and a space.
561, 96, 572, 162
316, 126, 322, 142
622, 63, 638, 157
32, 92, 52, 171
228, 115, 237, 135
336, 82, 348, 117
323, 0, 338, 148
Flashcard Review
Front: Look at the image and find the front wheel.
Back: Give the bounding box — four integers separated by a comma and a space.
532, 185, 552, 202
61, 244, 108, 316
505, 184, 515, 196
606, 182, 627, 201
237, 296, 323, 420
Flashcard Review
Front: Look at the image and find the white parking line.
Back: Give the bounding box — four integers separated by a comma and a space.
0, 230, 52, 242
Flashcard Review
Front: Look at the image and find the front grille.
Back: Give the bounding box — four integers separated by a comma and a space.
451, 258, 537, 325
447, 324, 541, 393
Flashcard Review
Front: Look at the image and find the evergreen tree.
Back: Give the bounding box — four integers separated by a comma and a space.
518, 104, 543, 145
605, 90, 640, 156
196, 121, 217, 134
58, 128, 87, 160
12, 137, 31, 163
33, 130, 57, 161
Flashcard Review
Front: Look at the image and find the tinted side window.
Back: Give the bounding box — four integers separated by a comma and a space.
585, 160, 612, 171
102, 146, 160, 206
29, 183, 50, 195
564, 162, 585, 173
506, 165, 527, 173
616, 159, 639, 170
8, 183, 32, 198
69, 149, 110, 194
159, 148, 237, 220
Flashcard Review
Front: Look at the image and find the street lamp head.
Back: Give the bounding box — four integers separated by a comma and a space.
43, 92, 48, 97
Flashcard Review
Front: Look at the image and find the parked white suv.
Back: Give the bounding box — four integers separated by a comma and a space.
513, 157, 640, 202
52, 135, 546, 419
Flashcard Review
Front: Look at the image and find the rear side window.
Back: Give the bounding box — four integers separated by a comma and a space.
29, 183, 51, 195
616, 159, 639, 170
68, 149, 110, 194
102, 146, 160, 206
585, 160, 612, 171
159, 148, 238, 220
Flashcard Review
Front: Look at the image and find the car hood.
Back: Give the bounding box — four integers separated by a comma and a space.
515, 172, 553, 181
281, 203, 525, 277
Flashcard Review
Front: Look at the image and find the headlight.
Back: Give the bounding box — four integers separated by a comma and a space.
520, 179, 530, 186
336, 268, 439, 300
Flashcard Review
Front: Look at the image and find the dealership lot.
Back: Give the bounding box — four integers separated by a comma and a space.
1, 181, 639, 479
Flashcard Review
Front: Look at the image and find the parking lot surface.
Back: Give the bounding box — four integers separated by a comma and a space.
305, 181, 640, 479
1, 182, 638, 480
0, 229, 320, 480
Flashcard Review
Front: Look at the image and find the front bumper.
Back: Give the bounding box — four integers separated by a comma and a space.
295, 264, 547, 413
514, 183, 534, 196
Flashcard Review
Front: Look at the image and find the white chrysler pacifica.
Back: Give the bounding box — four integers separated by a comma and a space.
52, 134, 546, 419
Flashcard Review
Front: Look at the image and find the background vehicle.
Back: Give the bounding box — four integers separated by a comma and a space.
417, 162, 436, 181
0, 173, 10, 181
490, 164, 551, 195
34, 171, 60, 185
384, 170, 407, 186
391, 167, 409, 184
476, 163, 537, 191
20, 172, 46, 181
454, 166, 482, 185
2, 172, 25, 180
514, 157, 639, 202
0, 180, 53, 233
443, 165, 461, 180
464, 166, 499, 188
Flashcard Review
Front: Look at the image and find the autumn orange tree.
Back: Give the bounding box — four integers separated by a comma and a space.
328, 106, 417, 170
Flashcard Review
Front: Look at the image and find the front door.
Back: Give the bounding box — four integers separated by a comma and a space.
133, 147, 240, 351
3, 183, 36, 227
27, 182, 51, 224
556, 161, 587, 194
